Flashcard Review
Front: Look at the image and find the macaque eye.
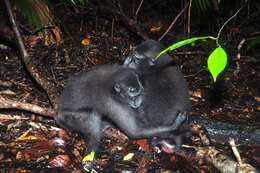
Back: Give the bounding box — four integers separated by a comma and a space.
114, 83, 121, 93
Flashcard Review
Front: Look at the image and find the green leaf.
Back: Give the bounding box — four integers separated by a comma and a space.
207, 47, 227, 82
156, 36, 216, 59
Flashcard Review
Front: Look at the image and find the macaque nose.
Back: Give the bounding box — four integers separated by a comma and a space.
130, 87, 137, 93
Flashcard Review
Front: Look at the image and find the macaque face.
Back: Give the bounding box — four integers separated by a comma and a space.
124, 48, 156, 71
113, 72, 144, 109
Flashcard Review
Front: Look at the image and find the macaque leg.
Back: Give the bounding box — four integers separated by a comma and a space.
55, 109, 102, 152
152, 112, 191, 151
164, 112, 190, 149
137, 112, 188, 137
83, 110, 102, 153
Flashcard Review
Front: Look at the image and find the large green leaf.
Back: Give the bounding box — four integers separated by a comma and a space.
207, 47, 227, 82
156, 36, 215, 59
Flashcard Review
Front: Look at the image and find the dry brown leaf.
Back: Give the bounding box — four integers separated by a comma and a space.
81, 37, 91, 46
49, 155, 71, 168
133, 139, 151, 151
150, 26, 161, 32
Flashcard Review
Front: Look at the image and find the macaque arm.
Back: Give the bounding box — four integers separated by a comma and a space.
130, 112, 187, 138
111, 110, 187, 138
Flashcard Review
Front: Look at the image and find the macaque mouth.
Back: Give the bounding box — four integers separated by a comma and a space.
129, 95, 143, 108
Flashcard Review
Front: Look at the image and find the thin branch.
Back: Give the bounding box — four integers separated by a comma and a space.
135, 0, 144, 16
116, 0, 148, 39
0, 96, 56, 118
4, 0, 29, 63
187, 0, 192, 34
216, 7, 242, 46
159, 3, 189, 41
229, 138, 243, 165
3, 0, 58, 109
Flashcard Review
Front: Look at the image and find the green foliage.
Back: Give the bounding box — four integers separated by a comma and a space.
14, 0, 43, 28
156, 36, 215, 59
8, 0, 88, 29
14, 0, 54, 29
157, 36, 228, 83
207, 47, 227, 82
156, 5, 246, 83
244, 36, 260, 52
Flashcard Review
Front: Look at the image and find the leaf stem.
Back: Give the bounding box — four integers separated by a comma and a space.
216, 7, 242, 46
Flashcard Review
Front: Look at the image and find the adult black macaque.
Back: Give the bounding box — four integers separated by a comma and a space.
55, 64, 187, 153
124, 39, 191, 152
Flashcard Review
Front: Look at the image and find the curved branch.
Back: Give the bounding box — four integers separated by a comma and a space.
159, 3, 189, 41
0, 96, 56, 118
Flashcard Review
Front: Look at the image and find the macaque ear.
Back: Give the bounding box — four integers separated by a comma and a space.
114, 83, 121, 93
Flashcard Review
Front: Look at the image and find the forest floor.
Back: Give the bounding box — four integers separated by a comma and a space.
0, 3, 259, 173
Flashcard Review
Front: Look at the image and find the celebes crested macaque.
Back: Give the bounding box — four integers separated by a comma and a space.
124, 39, 191, 152
55, 64, 187, 152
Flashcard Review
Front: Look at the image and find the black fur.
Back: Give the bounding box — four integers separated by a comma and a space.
124, 39, 191, 149
55, 64, 186, 151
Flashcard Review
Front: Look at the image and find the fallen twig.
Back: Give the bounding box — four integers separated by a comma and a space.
0, 96, 55, 118
190, 146, 258, 173
229, 138, 243, 165
174, 124, 260, 173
